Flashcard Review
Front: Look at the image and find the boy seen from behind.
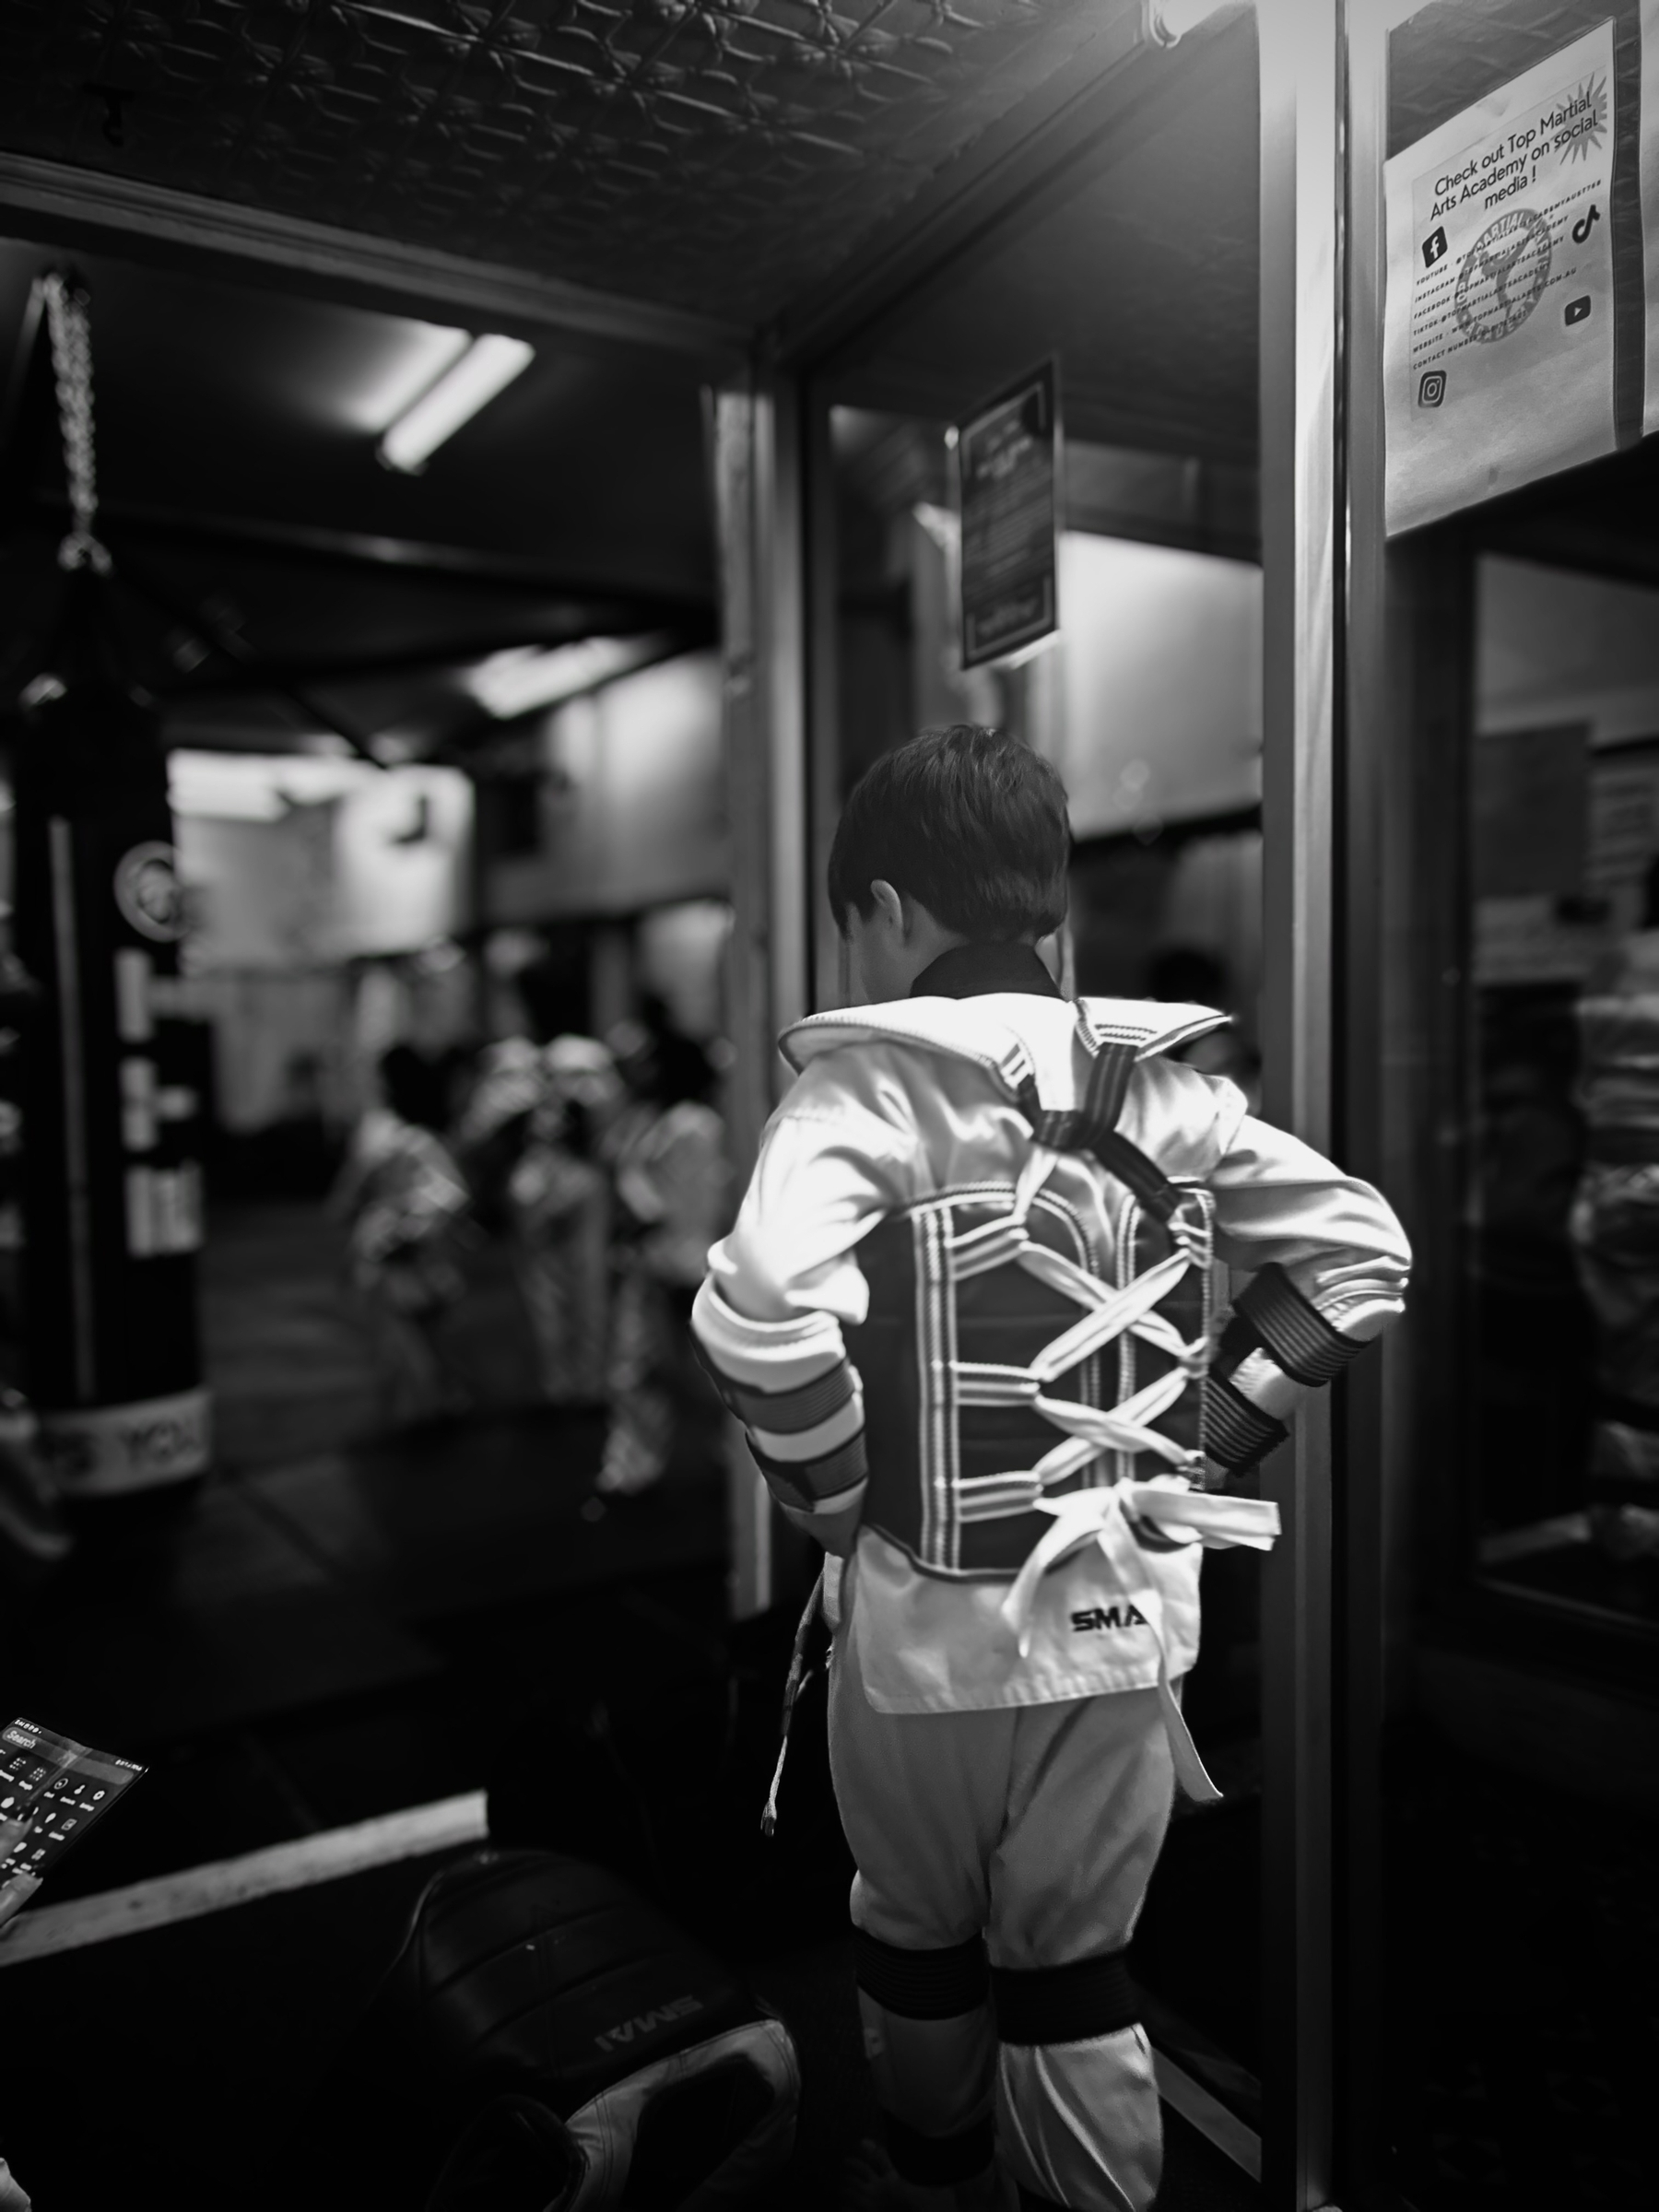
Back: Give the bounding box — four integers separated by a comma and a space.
691, 727, 1410, 2212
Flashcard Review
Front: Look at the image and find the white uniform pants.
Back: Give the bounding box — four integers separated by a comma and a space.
828, 1620, 1174, 2211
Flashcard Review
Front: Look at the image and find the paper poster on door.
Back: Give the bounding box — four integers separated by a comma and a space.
1385, 21, 1618, 535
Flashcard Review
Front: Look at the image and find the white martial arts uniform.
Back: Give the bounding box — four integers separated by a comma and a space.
692, 946, 1409, 2211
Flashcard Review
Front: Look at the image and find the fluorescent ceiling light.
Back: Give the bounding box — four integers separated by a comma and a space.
466, 634, 669, 721
378, 334, 534, 474
347, 321, 472, 436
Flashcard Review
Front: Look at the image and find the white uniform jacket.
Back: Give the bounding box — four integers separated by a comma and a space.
693, 970, 1409, 1718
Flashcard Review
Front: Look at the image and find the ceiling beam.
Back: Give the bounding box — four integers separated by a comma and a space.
162, 615, 717, 700
826, 358, 1260, 473
23, 489, 715, 606
441, 629, 703, 770
115, 548, 386, 765
0, 151, 746, 370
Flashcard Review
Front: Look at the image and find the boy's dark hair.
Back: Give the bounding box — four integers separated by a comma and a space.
827, 725, 1070, 939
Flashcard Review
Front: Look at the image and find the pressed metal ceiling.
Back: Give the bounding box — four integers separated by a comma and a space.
829, 15, 1260, 464
0, 0, 1117, 326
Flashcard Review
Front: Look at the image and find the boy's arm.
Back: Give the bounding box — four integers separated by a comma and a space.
691, 1065, 916, 1556
1204, 1105, 1412, 1478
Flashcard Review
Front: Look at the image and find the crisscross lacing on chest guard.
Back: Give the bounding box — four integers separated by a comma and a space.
846, 1006, 1221, 1583
774, 994, 1284, 1805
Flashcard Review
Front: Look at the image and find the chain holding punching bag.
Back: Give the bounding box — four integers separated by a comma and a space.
9, 274, 209, 1493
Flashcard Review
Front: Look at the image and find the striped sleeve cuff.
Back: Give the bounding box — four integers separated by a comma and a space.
1226, 1263, 1364, 1385
1216, 1263, 1381, 1418
691, 1280, 869, 1514
1202, 1371, 1290, 1474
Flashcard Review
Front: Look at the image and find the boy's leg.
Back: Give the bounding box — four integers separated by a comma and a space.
987, 1686, 1175, 2212
516, 1228, 576, 1402
571, 1197, 611, 1402
598, 1272, 674, 1493
828, 1620, 1012, 2205
366, 1284, 442, 1428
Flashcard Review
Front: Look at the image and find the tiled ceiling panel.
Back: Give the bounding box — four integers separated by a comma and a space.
0, 0, 1118, 326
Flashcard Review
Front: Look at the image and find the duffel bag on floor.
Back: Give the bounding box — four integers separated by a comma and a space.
306, 1848, 800, 2212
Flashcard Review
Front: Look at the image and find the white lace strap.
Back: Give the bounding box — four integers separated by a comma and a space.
1026, 1251, 1191, 1384
997, 1483, 1281, 1803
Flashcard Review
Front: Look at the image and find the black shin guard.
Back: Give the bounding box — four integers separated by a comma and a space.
856, 1931, 995, 2185
991, 1949, 1139, 2045
854, 1926, 990, 2018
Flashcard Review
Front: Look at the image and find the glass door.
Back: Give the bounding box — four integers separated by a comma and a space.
799, 9, 1277, 2165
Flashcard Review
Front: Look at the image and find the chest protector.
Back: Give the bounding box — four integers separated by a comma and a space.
796, 997, 1225, 1582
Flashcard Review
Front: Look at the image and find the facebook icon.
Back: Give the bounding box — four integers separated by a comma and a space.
1422, 227, 1449, 268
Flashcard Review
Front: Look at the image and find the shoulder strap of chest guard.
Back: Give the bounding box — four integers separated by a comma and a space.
1019, 1018, 1176, 1220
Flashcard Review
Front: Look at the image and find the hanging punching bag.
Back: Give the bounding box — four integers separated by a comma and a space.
6, 274, 208, 1496
11, 574, 209, 1493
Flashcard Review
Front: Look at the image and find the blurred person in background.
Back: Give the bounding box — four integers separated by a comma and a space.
596, 1006, 732, 1499
332, 1042, 475, 1430
452, 1034, 547, 1232
507, 1036, 621, 1408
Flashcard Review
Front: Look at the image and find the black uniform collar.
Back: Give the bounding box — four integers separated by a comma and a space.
911, 942, 1063, 1001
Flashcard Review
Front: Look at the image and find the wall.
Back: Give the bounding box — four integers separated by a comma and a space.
877, 516, 1262, 836
171, 759, 473, 1130
332, 769, 473, 959
1041, 533, 1263, 837
1047, 534, 1264, 1014
174, 805, 336, 971
637, 900, 731, 1041
174, 761, 473, 969
488, 652, 726, 923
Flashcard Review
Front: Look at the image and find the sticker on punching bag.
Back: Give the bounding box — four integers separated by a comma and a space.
36, 1388, 212, 1495
112, 842, 187, 944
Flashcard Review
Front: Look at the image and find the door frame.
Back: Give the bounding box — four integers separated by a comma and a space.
710, 7, 1393, 2205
